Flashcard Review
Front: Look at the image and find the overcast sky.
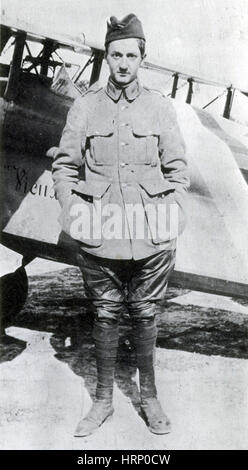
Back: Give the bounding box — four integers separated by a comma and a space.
2, 0, 248, 90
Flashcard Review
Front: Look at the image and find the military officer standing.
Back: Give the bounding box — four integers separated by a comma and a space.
52, 13, 189, 437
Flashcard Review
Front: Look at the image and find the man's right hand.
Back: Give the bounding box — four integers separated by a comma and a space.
46, 147, 58, 159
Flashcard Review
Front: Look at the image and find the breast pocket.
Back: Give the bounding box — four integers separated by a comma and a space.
131, 122, 160, 166
86, 123, 114, 166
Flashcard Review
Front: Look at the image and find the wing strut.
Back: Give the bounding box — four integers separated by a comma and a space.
5, 31, 26, 101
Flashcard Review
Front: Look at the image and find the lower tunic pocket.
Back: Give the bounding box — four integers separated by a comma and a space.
59, 181, 111, 246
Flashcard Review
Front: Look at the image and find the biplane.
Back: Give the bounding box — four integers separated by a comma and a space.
1, 10, 248, 324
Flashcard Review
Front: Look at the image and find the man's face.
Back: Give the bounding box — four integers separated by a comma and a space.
106, 38, 143, 85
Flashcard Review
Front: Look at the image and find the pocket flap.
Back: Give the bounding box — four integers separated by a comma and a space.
132, 118, 160, 137
73, 180, 111, 198
139, 179, 175, 196
86, 119, 114, 137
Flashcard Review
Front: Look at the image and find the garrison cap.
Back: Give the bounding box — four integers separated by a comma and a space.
105, 13, 145, 46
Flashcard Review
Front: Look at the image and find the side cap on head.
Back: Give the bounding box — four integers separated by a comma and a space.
105, 13, 145, 46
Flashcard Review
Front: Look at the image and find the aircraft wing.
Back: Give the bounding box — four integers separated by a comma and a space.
0, 10, 95, 54
1, 9, 247, 95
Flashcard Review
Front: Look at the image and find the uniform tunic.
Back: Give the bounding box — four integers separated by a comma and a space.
52, 78, 189, 260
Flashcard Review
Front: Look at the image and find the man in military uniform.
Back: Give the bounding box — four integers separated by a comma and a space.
52, 14, 189, 437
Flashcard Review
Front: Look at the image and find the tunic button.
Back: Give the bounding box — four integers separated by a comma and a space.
120, 142, 127, 146
120, 162, 126, 167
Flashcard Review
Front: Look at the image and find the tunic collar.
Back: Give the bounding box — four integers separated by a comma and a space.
105, 77, 141, 102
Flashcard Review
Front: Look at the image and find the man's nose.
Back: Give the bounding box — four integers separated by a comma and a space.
119, 57, 128, 69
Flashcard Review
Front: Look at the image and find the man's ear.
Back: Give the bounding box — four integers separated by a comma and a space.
141, 53, 147, 65
104, 47, 109, 61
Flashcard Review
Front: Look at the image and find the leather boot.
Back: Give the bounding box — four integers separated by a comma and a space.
74, 399, 114, 437
74, 320, 119, 437
132, 318, 171, 434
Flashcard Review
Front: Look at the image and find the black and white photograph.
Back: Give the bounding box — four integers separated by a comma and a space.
0, 0, 247, 456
